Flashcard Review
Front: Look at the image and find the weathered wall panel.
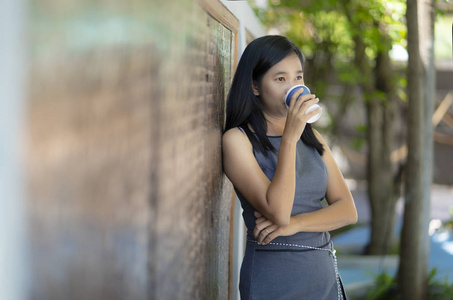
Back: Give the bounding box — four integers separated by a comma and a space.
26, 0, 235, 299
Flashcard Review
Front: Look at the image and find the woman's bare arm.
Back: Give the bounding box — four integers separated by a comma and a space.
222, 128, 297, 226
253, 130, 357, 243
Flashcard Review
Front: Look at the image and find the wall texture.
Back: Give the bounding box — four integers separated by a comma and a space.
26, 0, 235, 299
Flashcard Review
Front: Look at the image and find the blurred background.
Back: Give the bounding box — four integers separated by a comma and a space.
0, 0, 452, 299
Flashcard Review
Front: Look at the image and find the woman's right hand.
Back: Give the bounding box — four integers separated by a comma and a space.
284, 90, 321, 143
253, 211, 299, 245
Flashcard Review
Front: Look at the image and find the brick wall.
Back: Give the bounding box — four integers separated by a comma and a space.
26, 0, 235, 299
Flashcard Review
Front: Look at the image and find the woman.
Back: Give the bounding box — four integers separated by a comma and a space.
222, 35, 357, 299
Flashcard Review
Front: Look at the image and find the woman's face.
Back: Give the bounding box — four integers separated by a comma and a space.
253, 53, 304, 116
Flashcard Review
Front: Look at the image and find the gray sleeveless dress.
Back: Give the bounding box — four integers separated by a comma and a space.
235, 135, 346, 300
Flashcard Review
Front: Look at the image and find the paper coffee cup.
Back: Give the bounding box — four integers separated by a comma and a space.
285, 85, 322, 124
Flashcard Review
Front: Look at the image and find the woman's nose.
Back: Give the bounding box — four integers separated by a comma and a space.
285, 83, 294, 93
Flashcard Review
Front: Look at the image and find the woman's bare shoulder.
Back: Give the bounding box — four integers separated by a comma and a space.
222, 127, 254, 162
223, 127, 250, 145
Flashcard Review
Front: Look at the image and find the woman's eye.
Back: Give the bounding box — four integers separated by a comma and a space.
296, 76, 303, 81
277, 77, 285, 82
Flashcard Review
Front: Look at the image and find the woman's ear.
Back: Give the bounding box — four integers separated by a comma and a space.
252, 81, 260, 96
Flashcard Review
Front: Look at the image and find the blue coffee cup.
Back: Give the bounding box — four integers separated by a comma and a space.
285, 85, 322, 124
285, 85, 311, 107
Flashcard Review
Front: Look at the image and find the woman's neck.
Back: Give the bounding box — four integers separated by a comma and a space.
263, 111, 286, 136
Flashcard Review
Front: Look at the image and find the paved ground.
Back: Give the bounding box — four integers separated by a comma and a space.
331, 181, 453, 294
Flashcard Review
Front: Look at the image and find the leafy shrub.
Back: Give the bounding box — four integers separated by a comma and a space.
364, 268, 453, 300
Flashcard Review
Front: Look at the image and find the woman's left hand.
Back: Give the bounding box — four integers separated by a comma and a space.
253, 211, 295, 245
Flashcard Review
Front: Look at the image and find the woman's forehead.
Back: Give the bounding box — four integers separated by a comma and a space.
268, 54, 303, 75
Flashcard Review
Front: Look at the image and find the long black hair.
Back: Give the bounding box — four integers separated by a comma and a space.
224, 35, 324, 156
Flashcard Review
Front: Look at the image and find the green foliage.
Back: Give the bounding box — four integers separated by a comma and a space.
351, 137, 364, 151
364, 268, 453, 300
365, 271, 397, 300
447, 207, 453, 229
397, 76, 407, 102
355, 124, 368, 134
253, 0, 408, 112
350, 124, 367, 150
337, 65, 361, 85
434, 14, 453, 60
427, 268, 453, 299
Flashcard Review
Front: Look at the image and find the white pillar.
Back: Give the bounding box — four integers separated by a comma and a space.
0, 0, 28, 299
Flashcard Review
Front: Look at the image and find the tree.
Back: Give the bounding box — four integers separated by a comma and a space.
340, 0, 405, 255
397, 0, 436, 297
